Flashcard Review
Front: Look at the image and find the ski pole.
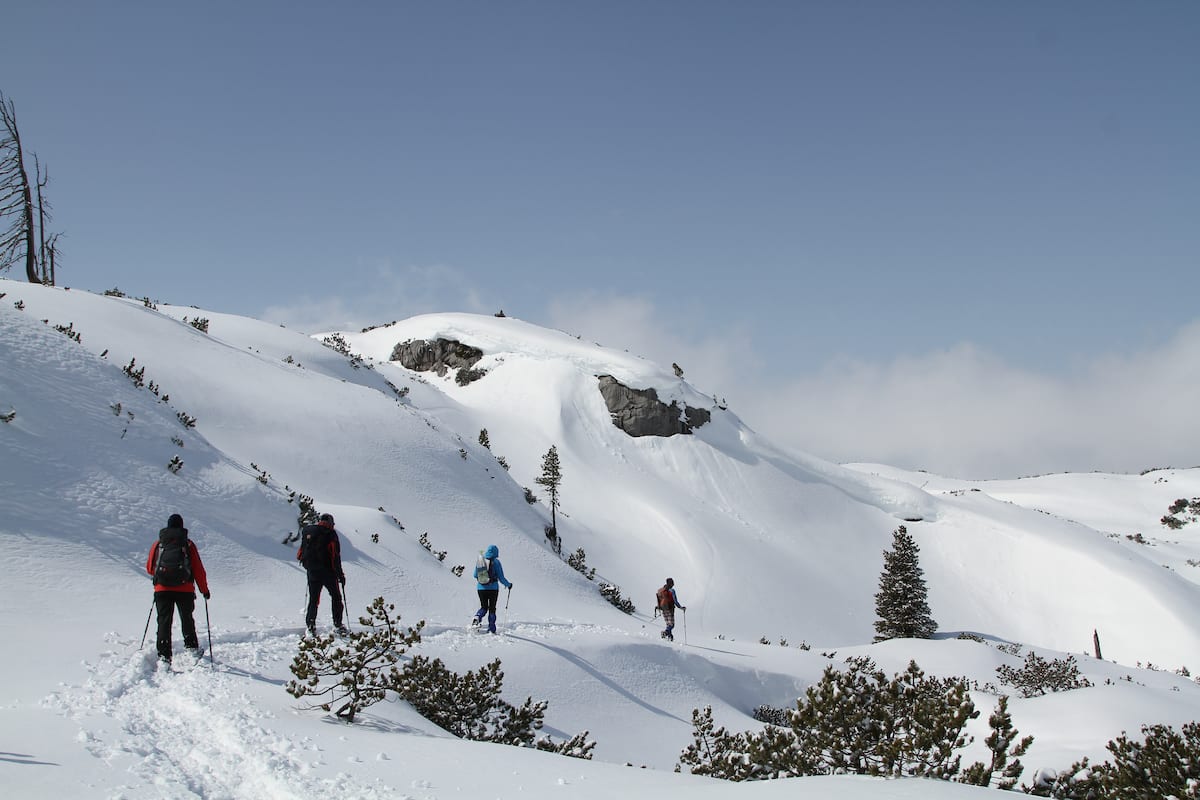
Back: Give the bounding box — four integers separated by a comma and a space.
204, 596, 214, 668
140, 596, 155, 649
340, 579, 349, 626
682, 608, 687, 646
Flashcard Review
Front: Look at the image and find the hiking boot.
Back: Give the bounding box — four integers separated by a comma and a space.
305, 625, 316, 638
471, 615, 481, 627
335, 624, 349, 636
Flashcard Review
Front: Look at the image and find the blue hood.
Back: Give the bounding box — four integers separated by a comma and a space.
485, 545, 499, 559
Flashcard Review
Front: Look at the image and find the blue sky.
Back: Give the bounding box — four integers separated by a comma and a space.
4, 1, 1197, 477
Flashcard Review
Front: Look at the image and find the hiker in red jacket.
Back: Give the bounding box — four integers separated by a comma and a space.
146, 513, 210, 664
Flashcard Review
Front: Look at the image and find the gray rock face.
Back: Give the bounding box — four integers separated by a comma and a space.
391, 338, 486, 385
596, 375, 711, 437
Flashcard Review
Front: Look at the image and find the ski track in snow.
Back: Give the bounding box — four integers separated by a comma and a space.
45, 629, 406, 800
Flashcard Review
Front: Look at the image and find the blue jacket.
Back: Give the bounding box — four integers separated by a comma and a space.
476, 544, 512, 590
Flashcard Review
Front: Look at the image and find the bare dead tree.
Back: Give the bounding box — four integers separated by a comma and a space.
1, 92, 49, 283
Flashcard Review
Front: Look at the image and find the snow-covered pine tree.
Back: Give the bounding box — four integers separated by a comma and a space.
285, 596, 424, 722
873, 525, 937, 641
535, 444, 563, 536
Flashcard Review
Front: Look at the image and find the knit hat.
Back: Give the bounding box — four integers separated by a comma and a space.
167, 513, 184, 529
319, 513, 335, 525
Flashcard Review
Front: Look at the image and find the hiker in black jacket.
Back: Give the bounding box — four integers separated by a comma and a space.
296, 513, 346, 635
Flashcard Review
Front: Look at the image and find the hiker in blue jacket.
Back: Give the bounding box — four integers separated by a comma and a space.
472, 544, 513, 634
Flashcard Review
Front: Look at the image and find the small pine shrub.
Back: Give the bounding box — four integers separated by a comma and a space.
185, 316, 210, 333
523, 487, 538, 504
1162, 498, 1200, 530
752, 704, 789, 726
322, 333, 351, 356
395, 655, 594, 757
996, 651, 1092, 698
1024, 722, 1200, 798
599, 583, 635, 614
0, 409, 15, 424
681, 657, 1006, 783
53, 321, 81, 342
455, 367, 486, 386
123, 358, 145, 388
176, 411, 197, 429
167, 456, 183, 474
286, 597, 424, 722
566, 548, 595, 581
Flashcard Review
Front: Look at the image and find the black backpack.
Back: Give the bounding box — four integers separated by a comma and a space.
155, 528, 193, 586
300, 526, 333, 570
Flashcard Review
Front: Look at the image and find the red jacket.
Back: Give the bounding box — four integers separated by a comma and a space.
147, 539, 210, 595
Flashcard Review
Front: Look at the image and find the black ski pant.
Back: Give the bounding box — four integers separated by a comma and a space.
306, 571, 345, 630
155, 591, 198, 662
475, 588, 500, 630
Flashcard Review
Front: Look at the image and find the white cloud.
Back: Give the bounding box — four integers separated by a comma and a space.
744, 321, 1200, 479
260, 262, 490, 334
545, 291, 1200, 479
542, 290, 759, 402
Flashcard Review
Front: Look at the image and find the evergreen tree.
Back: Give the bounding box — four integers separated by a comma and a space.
873, 525, 937, 641
478, 428, 490, 450
535, 445, 563, 537
285, 597, 424, 722
959, 695, 1034, 789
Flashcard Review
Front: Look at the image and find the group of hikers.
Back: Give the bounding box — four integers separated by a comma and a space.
148, 513, 686, 662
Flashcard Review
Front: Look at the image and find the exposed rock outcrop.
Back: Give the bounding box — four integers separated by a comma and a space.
391, 338, 487, 385
597, 375, 711, 437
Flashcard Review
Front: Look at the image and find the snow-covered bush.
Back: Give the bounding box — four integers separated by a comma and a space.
996, 651, 1092, 697
1162, 497, 1200, 530
681, 657, 1030, 785
1025, 721, 1199, 798
599, 583, 634, 614
395, 654, 594, 758
567, 548, 595, 581
286, 596, 424, 723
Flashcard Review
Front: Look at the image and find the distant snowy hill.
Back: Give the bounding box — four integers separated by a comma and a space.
2, 278, 1198, 799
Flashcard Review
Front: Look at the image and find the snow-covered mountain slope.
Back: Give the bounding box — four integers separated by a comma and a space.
2, 279, 1199, 799
338, 312, 1200, 668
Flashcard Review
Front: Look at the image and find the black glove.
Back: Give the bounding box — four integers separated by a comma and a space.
507, 583, 514, 590
339, 575, 346, 585
203, 591, 211, 600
